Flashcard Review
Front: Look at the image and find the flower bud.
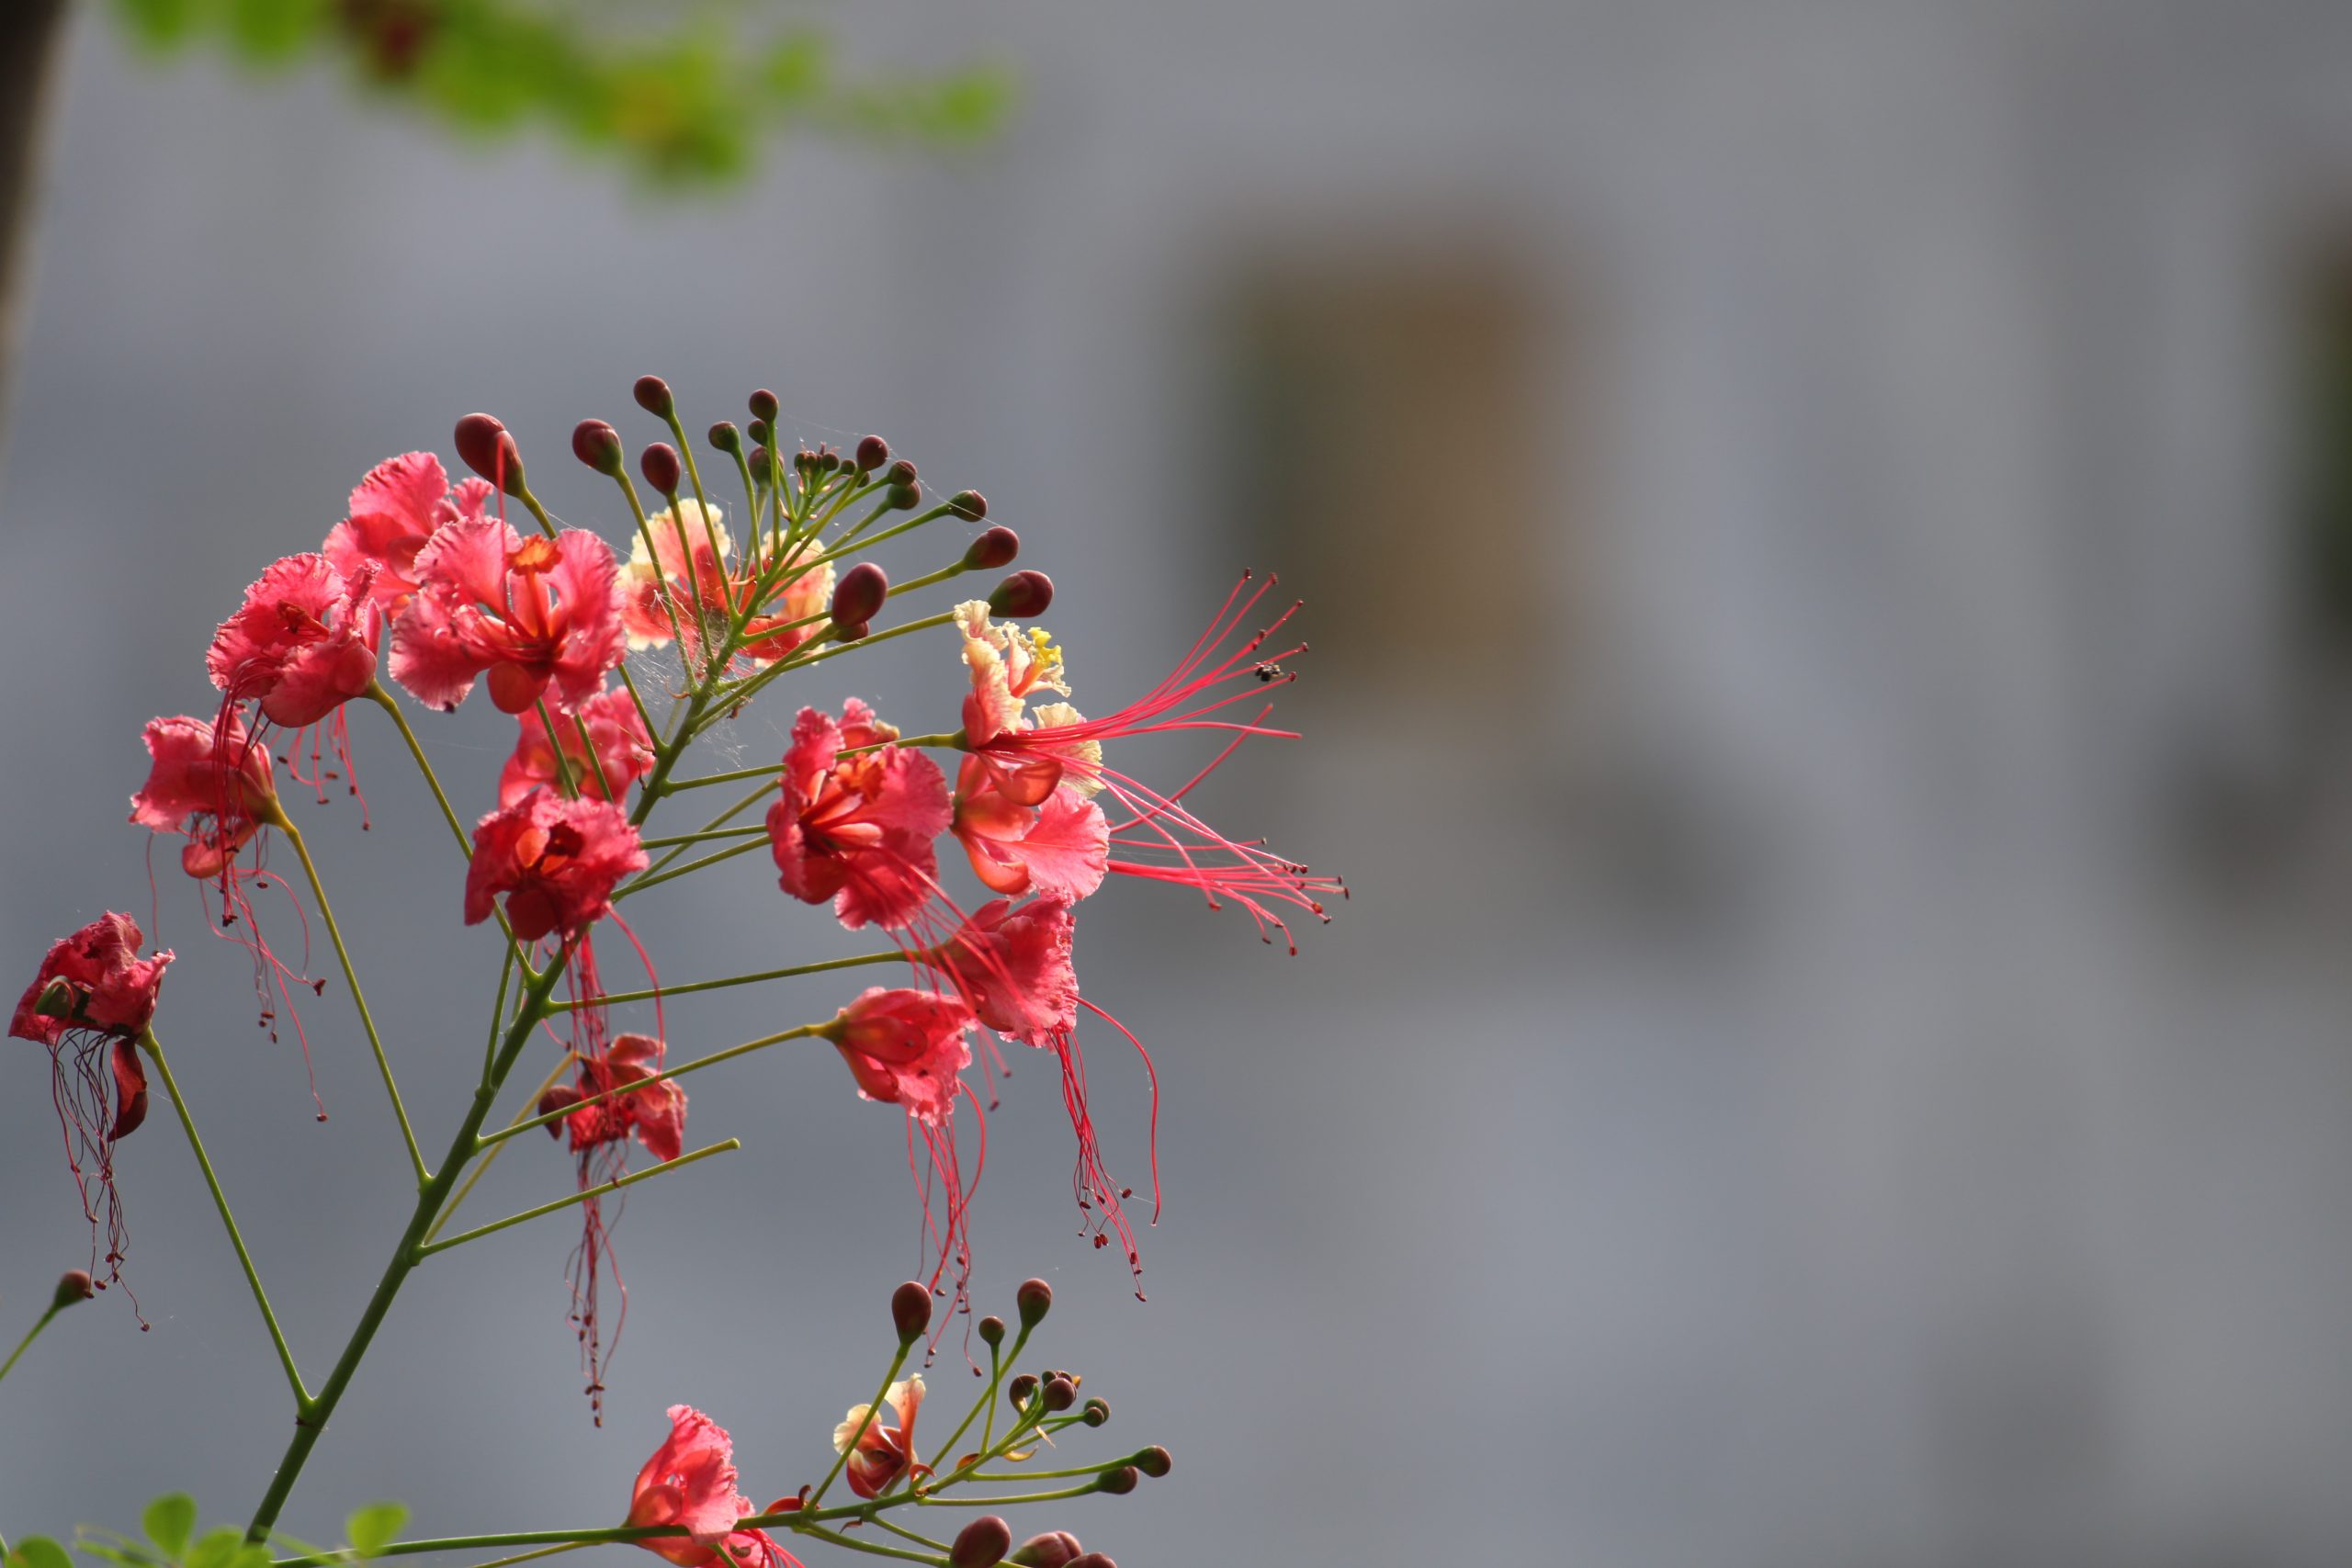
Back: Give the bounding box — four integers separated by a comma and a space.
1015, 1277, 1053, 1327
1080, 1397, 1109, 1427
748, 418, 773, 448
855, 434, 890, 472
51, 1269, 95, 1311
571, 420, 623, 476
709, 422, 742, 454
832, 619, 871, 643
640, 443, 682, 497
749, 446, 773, 484
1095, 1467, 1137, 1496
749, 389, 780, 423
456, 413, 524, 494
886, 482, 922, 512
1005, 1535, 1082, 1568
1008, 1373, 1039, 1408
949, 489, 988, 522
633, 376, 674, 418
1043, 1376, 1076, 1412
1132, 1446, 1170, 1478
949, 1517, 1012, 1568
978, 1314, 1006, 1347
536, 1082, 583, 1137
1065, 1555, 1117, 1568
885, 458, 918, 488
963, 527, 1020, 571
831, 562, 889, 626
989, 572, 1055, 620
890, 1280, 933, 1345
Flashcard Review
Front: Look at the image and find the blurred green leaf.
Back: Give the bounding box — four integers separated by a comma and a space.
8, 1540, 75, 1568
140, 1496, 196, 1560
182, 1529, 243, 1568
342, 1505, 406, 1562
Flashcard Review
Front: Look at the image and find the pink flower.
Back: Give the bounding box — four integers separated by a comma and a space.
930, 897, 1077, 1046
207, 553, 379, 728
831, 1377, 925, 1499
620, 503, 833, 669
129, 714, 278, 879
625, 1405, 785, 1568
500, 684, 654, 807
464, 792, 647, 943
539, 1033, 686, 1164
829, 988, 972, 1125
391, 521, 627, 716
766, 701, 951, 931
323, 450, 493, 618
11, 912, 173, 1050
949, 762, 1107, 902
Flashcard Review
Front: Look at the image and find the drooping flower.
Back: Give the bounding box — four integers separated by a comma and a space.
949, 764, 1107, 901
391, 520, 627, 715
500, 684, 655, 807
539, 1033, 686, 1163
129, 714, 279, 880
11, 913, 174, 1301
828, 988, 973, 1124
832, 1377, 926, 1499
323, 450, 494, 619
207, 553, 379, 728
766, 700, 951, 931
464, 792, 647, 943
620, 502, 834, 669
625, 1405, 786, 1568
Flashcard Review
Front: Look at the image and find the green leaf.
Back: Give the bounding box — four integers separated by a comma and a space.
141, 1496, 197, 1560
9, 1538, 76, 1568
183, 1529, 244, 1568
77, 1546, 155, 1568
342, 1505, 406, 1562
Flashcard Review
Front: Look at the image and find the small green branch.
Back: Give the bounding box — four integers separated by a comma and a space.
638, 825, 772, 850
656, 761, 779, 795
811, 1340, 915, 1509
0, 1304, 61, 1390
424, 1054, 576, 1247
476, 1023, 828, 1147
365, 682, 469, 857
637, 780, 779, 882
414, 1141, 741, 1259
612, 835, 769, 899
543, 949, 899, 1013
911, 1481, 1106, 1508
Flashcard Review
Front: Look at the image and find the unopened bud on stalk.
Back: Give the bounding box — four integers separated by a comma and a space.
640, 444, 682, 497
886, 482, 922, 512
749, 389, 780, 423
1080, 1397, 1109, 1427
1065, 1555, 1117, 1568
890, 1280, 933, 1345
455, 413, 524, 494
1008, 1373, 1039, 1408
949, 489, 988, 521
1133, 1446, 1170, 1478
1043, 1376, 1076, 1412
885, 458, 918, 488
964, 527, 1020, 571
855, 434, 890, 472
989, 572, 1055, 619
949, 1517, 1012, 1568
978, 1314, 1006, 1348
747, 419, 773, 448
571, 420, 623, 476
708, 422, 742, 455
1016, 1277, 1053, 1327
831, 563, 889, 626
633, 376, 674, 418
1095, 1467, 1138, 1496
1006, 1535, 1082, 1568
749, 446, 773, 484
832, 620, 871, 642
51, 1269, 96, 1310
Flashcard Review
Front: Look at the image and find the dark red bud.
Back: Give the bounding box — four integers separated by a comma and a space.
963, 526, 1019, 571
832, 619, 871, 643
949, 489, 988, 521
1016, 1277, 1053, 1327
747, 418, 772, 448
886, 482, 922, 512
1005, 1535, 1082, 1568
1008, 1373, 1039, 1407
1043, 1376, 1076, 1412
571, 420, 623, 476
749, 446, 773, 484
855, 435, 890, 472
708, 422, 742, 455
455, 413, 524, 494
1095, 1468, 1137, 1496
1080, 1397, 1109, 1427
890, 1280, 933, 1345
1133, 1446, 1170, 1477
749, 389, 780, 423
988, 571, 1055, 619
1064, 1555, 1117, 1568
885, 458, 918, 487
633, 376, 674, 417
978, 1314, 1006, 1347
51, 1269, 96, 1310
537, 1082, 583, 1137
640, 443, 682, 497
949, 1516, 1012, 1568
831, 562, 889, 626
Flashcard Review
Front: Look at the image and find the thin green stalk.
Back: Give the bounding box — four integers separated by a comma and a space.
482, 950, 514, 1082
514, 486, 560, 540
0, 1304, 60, 1389
785, 1523, 942, 1565
637, 780, 778, 882
638, 825, 771, 850
571, 714, 616, 800
365, 682, 468, 856
695, 612, 956, 739
612, 835, 766, 899
468, 1544, 589, 1568
413, 1141, 740, 1258
267, 806, 427, 1186
869, 1517, 951, 1553
810, 1341, 914, 1508
607, 468, 695, 669
544, 949, 898, 1013
424, 1054, 574, 1247
657, 761, 778, 794
476, 1023, 829, 1148
533, 699, 580, 798
140, 1028, 309, 1404
911, 1481, 1105, 1509
930, 1320, 1032, 1472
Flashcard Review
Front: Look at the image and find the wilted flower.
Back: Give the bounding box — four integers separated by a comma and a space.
829, 988, 972, 1124
207, 553, 379, 728
625, 1405, 786, 1568
129, 714, 279, 880
540, 1033, 686, 1163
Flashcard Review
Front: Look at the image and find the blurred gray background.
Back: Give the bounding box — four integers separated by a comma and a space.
11, 3, 2352, 1565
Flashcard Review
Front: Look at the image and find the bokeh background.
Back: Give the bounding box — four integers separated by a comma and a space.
10, 3, 2352, 1565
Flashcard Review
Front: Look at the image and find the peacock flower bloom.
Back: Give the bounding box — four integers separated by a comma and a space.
130, 714, 279, 880
11, 912, 175, 1298
390, 519, 627, 716
827, 988, 972, 1125
766, 700, 951, 931
929, 897, 1078, 1046
207, 553, 380, 728
464, 792, 647, 943
832, 1377, 925, 1499
620, 502, 835, 668
954, 604, 1101, 800
539, 1033, 686, 1163
949, 763, 1108, 901
500, 684, 655, 807
625, 1405, 786, 1568
323, 450, 494, 620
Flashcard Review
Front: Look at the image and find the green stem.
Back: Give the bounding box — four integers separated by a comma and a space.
571, 713, 616, 801
543, 950, 899, 1013
269, 807, 428, 1186
364, 683, 469, 857
476, 1024, 828, 1147
413, 1141, 740, 1258
612, 835, 766, 899
869, 1517, 951, 1553
786, 1523, 943, 1565
140, 1028, 309, 1404
911, 1482, 1105, 1509
533, 699, 579, 798
656, 762, 777, 794
0, 1305, 58, 1389
424, 1054, 574, 1247
811, 1342, 913, 1509
636, 781, 778, 882
514, 486, 560, 540
467, 1544, 589, 1568
637, 825, 771, 850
